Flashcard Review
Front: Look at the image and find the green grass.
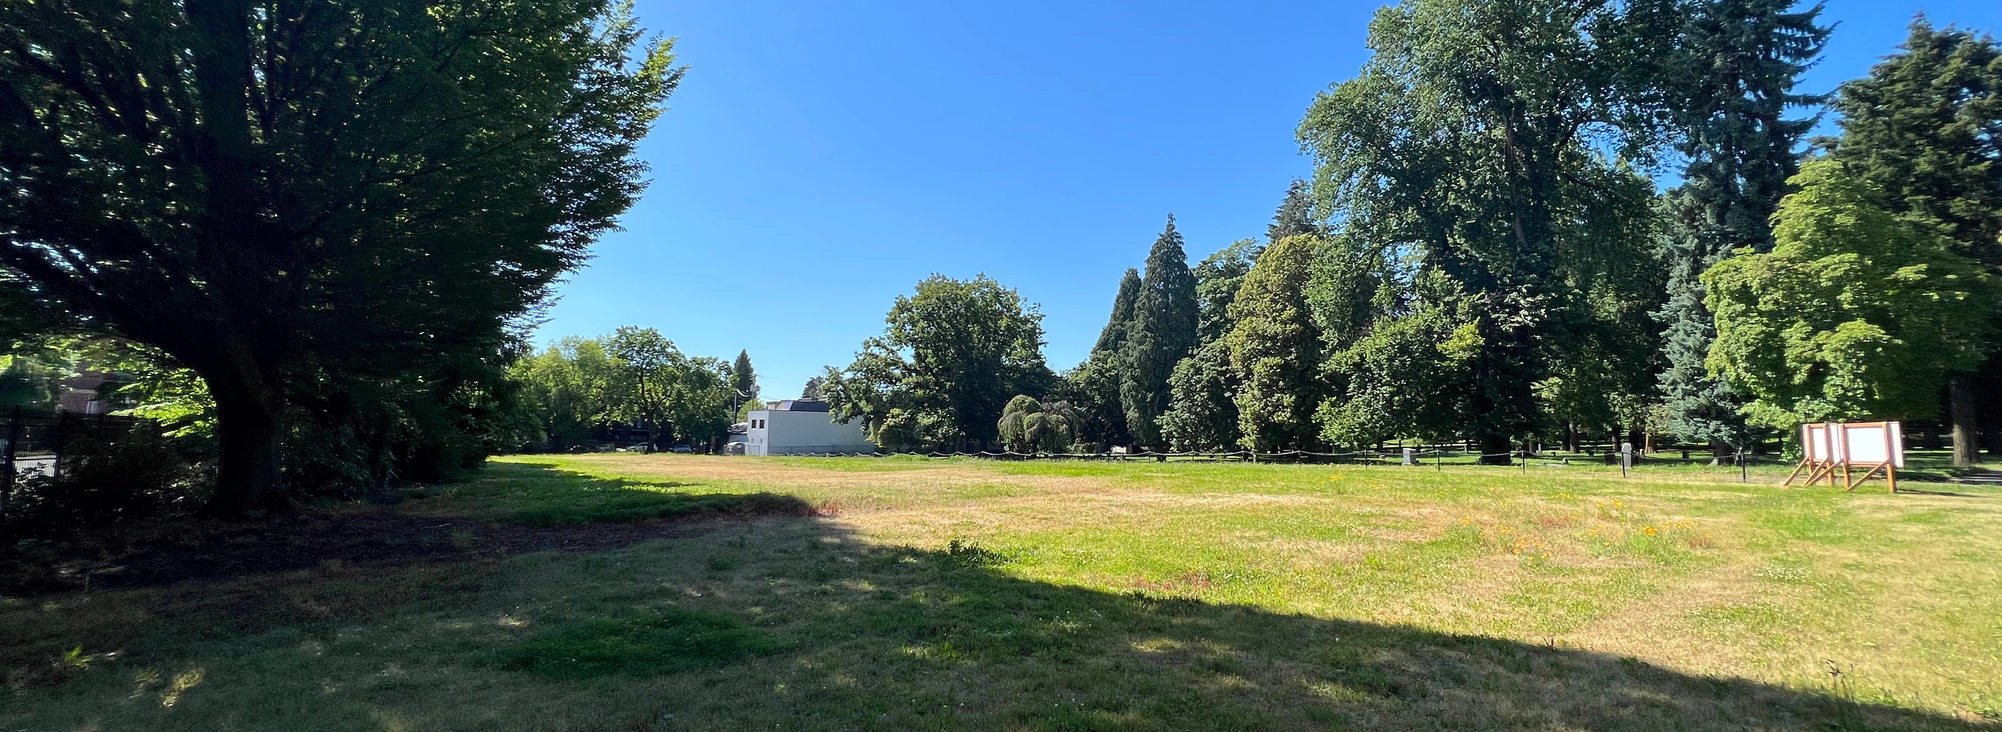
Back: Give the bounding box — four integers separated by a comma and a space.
498, 606, 779, 680
4, 454, 2000, 730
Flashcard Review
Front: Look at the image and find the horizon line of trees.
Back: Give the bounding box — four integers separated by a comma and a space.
820, 3, 2002, 466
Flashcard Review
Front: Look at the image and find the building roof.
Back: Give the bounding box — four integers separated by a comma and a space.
771, 400, 831, 413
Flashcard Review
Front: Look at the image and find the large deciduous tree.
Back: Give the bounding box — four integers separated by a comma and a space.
508, 338, 611, 452
1227, 235, 1322, 452
1159, 340, 1240, 451
1826, 19, 2002, 465
1655, 0, 1829, 451
1299, 0, 1672, 462
1706, 159, 2001, 430
603, 327, 685, 452
827, 275, 1051, 450
0, 0, 679, 513
1119, 216, 1198, 449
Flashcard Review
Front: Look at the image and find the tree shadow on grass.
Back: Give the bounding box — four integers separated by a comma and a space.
586, 528, 1990, 731
460, 465, 1991, 731
3, 463, 1991, 730
2, 462, 813, 595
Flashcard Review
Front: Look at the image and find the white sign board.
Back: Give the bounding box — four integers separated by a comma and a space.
1798, 421, 1903, 468
1791, 420, 1904, 492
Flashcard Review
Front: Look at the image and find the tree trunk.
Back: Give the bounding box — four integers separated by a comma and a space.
1477, 433, 1512, 465
1948, 374, 1979, 467
208, 380, 286, 517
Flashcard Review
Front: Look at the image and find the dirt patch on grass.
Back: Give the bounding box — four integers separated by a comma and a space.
2, 493, 816, 596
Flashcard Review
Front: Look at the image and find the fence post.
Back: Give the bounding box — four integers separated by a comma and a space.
1739, 450, 1748, 483
1521, 441, 1529, 475
1, 406, 18, 517
51, 411, 68, 480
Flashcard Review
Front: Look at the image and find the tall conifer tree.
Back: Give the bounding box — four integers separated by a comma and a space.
1269, 180, 1320, 242
1829, 19, 2002, 465
1656, 0, 1829, 451
1094, 269, 1143, 353
1120, 216, 1198, 449
732, 350, 758, 402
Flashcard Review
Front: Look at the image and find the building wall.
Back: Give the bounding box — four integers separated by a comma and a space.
745, 410, 875, 455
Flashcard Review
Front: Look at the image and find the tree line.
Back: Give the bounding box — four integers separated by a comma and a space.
509, 329, 755, 453
822, 2, 2002, 465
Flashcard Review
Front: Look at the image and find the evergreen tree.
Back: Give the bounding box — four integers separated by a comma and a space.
1656, 0, 1829, 451
0, 0, 679, 512
1094, 269, 1143, 353
732, 349, 758, 403
1828, 19, 2002, 465
1065, 267, 1144, 447
1120, 216, 1199, 449
1269, 180, 1320, 242
1227, 235, 1322, 451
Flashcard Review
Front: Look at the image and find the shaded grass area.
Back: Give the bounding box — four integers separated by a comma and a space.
2, 456, 1999, 730
498, 606, 778, 680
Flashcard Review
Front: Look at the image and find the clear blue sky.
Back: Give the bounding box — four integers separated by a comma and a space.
535, 0, 2002, 400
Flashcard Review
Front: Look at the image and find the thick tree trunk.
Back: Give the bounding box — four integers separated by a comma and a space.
1477, 433, 1512, 465
1948, 374, 1979, 467
208, 380, 286, 517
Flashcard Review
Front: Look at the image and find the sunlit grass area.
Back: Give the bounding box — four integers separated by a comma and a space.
4, 454, 2000, 730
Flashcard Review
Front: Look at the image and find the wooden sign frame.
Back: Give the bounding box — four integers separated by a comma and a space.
1783, 421, 1901, 493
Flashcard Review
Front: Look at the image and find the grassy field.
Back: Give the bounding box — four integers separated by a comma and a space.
4, 454, 2000, 730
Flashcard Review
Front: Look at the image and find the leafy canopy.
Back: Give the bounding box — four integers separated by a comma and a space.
1706, 159, 2002, 428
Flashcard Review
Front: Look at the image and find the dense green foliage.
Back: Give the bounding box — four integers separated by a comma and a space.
506, 328, 738, 453
822, 275, 1051, 451
732, 351, 759, 406
996, 395, 1080, 454
1654, 0, 1830, 448
1119, 217, 1199, 449
1159, 341, 1240, 451
1298, 0, 1673, 461
1826, 20, 2002, 464
1706, 159, 2001, 429
0, 0, 679, 512
1226, 235, 1322, 451
1093, 269, 1144, 353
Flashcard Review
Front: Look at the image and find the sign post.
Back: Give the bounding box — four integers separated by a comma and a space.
1784, 421, 1902, 492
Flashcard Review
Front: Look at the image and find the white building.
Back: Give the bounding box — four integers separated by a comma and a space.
744, 400, 875, 456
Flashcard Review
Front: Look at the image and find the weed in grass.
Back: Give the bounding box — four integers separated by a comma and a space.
944, 538, 1007, 567
499, 606, 776, 679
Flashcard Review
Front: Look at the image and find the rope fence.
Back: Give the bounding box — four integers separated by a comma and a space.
767, 444, 1786, 481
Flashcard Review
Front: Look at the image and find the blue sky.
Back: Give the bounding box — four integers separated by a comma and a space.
536, 0, 2002, 400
